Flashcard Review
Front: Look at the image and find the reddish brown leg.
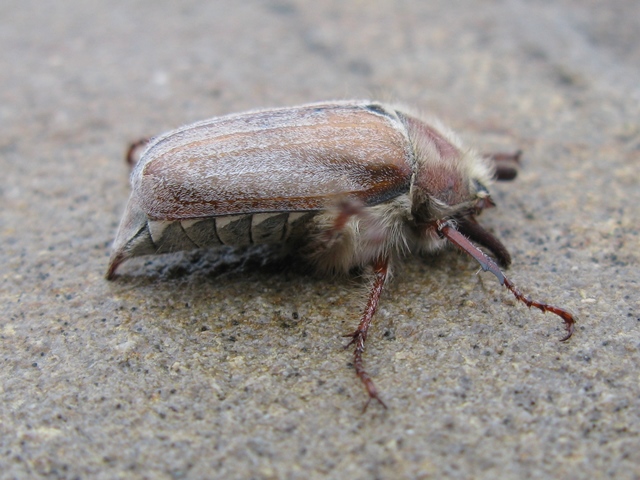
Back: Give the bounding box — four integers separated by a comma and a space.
323, 199, 387, 252
125, 138, 150, 169
321, 198, 364, 246
105, 251, 125, 280
344, 256, 390, 410
483, 150, 522, 181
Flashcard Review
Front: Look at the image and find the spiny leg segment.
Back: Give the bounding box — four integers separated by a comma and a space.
344, 256, 390, 410
323, 200, 390, 409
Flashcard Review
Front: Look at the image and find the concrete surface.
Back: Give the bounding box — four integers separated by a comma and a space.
1, 1, 639, 478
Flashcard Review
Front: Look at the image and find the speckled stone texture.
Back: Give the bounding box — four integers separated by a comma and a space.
1, 1, 639, 479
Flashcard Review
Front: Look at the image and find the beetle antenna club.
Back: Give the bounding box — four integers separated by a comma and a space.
436, 220, 575, 341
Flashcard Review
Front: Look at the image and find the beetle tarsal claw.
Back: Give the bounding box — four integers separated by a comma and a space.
342, 331, 360, 349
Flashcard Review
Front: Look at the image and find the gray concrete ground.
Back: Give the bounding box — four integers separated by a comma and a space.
2, 1, 639, 478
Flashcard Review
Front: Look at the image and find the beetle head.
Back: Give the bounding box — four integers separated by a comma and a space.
399, 112, 511, 267
399, 113, 493, 215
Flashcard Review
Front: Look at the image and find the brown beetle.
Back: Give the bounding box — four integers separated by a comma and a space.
107, 101, 575, 408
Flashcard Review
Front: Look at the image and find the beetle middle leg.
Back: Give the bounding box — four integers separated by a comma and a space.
321, 198, 365, 246
344, 256, 389, 410
323, 198, 386, 249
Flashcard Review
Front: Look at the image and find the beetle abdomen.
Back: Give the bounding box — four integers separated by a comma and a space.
133, 211, 315, 255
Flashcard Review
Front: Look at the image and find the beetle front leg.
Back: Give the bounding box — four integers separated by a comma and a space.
344, 256, 389, 410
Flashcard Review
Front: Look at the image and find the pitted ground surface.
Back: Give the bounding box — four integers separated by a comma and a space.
2, 1, 639, 478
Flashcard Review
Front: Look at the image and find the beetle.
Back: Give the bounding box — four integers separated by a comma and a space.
107, 100, 576, 409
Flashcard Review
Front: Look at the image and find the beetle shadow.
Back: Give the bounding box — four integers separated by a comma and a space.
108, 244, 359, 290
106, 244, 364, 346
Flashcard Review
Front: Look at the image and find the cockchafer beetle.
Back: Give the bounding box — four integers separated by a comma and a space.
107, 100, 575, 409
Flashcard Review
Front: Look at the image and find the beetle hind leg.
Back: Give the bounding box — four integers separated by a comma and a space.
125, 138, 150, 169
343, 256, 390, 410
